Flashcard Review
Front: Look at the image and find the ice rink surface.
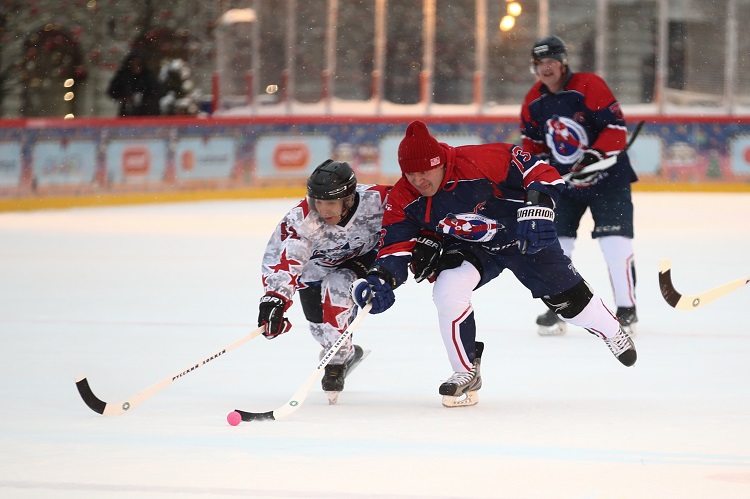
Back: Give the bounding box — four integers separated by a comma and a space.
1, 192, 749, 498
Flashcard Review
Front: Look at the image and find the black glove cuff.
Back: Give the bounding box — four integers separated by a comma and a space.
366, 265, 398, 288
524, 190, 555, 209
340, 259, 370, 279
260, 292, 289, 309
415, 232, 443, 248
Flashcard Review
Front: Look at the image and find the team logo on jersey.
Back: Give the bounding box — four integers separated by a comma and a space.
437, 213, 500, 242
545, 116, 589, 165
311, 241, 364, 267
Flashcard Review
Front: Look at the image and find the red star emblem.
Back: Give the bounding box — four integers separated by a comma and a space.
288, 272, 302, 289
269, 248, 302, 274
322, 288, 351, 331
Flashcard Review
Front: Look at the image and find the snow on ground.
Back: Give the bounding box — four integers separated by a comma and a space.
1, 192, 749, 498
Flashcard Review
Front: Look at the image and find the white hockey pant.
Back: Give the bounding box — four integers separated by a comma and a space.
432, 261, 481, 372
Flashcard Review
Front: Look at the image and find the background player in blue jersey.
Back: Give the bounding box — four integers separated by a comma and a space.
521, 35, 639, 337
352, 120, 637, 408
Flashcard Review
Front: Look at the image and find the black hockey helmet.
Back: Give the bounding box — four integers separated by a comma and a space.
531, 35, 568, 65
306, 159, 357, 200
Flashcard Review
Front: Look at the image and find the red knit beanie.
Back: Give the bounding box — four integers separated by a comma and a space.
397, 120, 446, 173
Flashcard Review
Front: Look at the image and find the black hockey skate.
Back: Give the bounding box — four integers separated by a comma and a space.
603, 328, 637, 367
439, 342, 484, 408
536, 309, 567, 336
321, 344, 368, 404
616, 306, 638, 337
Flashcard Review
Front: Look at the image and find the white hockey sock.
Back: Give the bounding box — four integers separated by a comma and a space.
598, 236, 636, 308
558, 236, 575, 258
433, 261, 481, 372
564, 293, 621, 339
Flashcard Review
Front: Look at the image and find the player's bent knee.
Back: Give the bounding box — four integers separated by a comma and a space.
541, 280, 593, 319
299, 286, 323, 323
433, 262, 480, 308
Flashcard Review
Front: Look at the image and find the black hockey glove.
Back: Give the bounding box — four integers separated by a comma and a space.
410, 233, 442, 283
258, 292, 292, 339
516, 191, 557, 255
568, 149, 605, 187
339, 252, 377, 279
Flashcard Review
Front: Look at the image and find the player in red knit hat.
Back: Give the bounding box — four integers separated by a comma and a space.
352, 120, 637, 408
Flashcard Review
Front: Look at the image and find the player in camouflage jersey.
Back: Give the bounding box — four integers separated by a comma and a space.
258, 159, 389, 398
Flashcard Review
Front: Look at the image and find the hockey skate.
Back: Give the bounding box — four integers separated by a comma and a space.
439, 342, 484, 408
603, 328, 637, 367
321, 344, 369, 405
536, 309, 567, 336
616, 306, 638, 337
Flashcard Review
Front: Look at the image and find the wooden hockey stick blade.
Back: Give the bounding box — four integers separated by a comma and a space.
234, 303, 372, 422
658, 259, 749, 310
75, 326, 264, 416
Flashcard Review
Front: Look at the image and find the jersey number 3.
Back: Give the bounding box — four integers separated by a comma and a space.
510, 146, 532, 172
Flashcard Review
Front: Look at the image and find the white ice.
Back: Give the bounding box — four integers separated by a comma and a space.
1, 192, 749, 498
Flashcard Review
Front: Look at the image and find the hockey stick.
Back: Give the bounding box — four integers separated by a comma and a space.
232, 303, 372, 423
75, 326, 264, 416
562, 120, 645, 181
659, 259, 749, 310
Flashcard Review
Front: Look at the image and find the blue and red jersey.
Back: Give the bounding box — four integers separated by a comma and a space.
520, 71, 637, 190
374, 142, 564, 286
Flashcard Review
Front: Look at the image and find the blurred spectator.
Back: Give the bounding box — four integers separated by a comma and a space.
158, 58, 201, 115
107, 51, 161, 116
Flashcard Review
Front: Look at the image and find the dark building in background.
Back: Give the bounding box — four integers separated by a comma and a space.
0, 0, 747, 118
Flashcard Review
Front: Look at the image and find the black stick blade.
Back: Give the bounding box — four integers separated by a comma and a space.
235, 409, 276, 422
75, 377, 107, 415
658, 267, 682, 308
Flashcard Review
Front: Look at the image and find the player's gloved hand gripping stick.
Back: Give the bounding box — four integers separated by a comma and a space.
258, 292, 292, 339
562, 120, 645, 185
516, 190, 557, 255
351, 266, 397, 314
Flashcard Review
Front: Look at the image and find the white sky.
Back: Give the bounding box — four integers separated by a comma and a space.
1, 192, 749, 498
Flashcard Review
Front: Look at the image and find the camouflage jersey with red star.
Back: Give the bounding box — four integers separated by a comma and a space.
261, 184, 390, 302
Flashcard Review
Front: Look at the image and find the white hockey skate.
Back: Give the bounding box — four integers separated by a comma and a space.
603, 328, 637, 367
536, 309, 567, 336
322, 345, 370, 405
439, 342, 483, 408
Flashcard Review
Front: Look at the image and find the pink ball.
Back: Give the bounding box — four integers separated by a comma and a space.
226, 411, 242, 426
